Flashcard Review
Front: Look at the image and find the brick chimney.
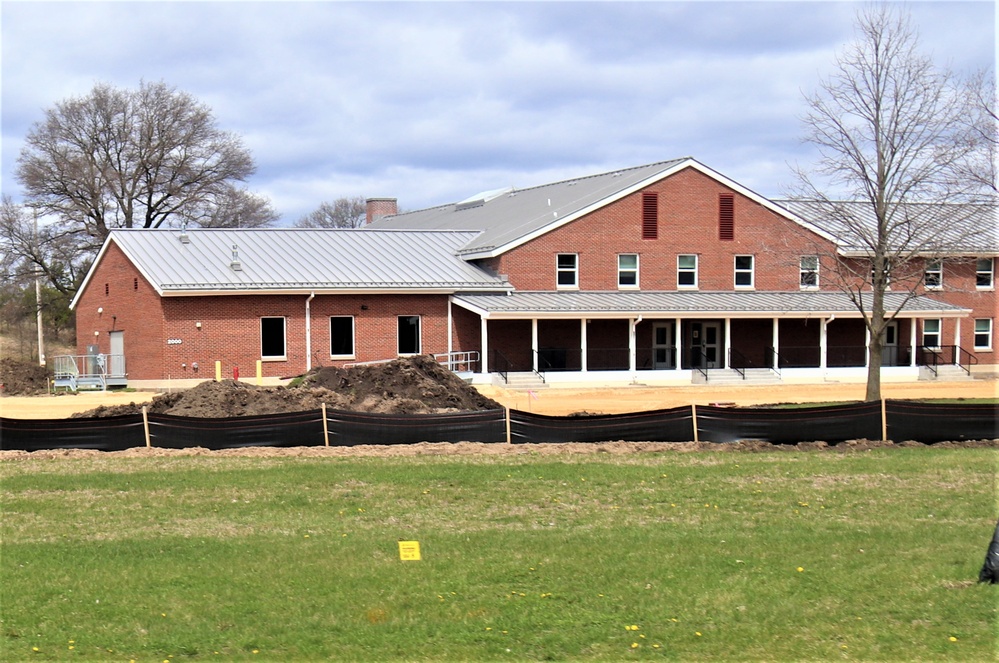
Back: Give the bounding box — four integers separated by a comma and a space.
365, 198, 398, 224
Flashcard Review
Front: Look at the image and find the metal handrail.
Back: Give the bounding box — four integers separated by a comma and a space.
691, 349, 710, 382
531, 350, 550, 384
727, 348, 748, 379
433, 351, 480, 373
956, 346, 978, 376
766, 347, 783, 378
491, 349, 511, 384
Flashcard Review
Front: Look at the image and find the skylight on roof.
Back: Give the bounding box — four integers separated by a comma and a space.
455, 186, 514, 211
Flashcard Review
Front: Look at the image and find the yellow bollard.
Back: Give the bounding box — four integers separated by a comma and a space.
215, 360, 222, 382
256, 360, 262, 385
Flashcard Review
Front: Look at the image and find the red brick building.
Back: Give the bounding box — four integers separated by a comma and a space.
69, 158, 996, 388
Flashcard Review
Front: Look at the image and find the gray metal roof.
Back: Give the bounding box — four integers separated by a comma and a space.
774, 199, 999, 254
367, 158, 690, 257
90, 228, 511, 297
454, 291, 969, 318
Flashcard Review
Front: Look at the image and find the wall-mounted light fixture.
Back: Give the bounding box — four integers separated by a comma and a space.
94, 330, 99, 337
196, 321, 202, 329
360, 305, 369, 311
97, 307, 103, 315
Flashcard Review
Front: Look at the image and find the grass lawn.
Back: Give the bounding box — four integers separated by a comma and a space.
1, 448, 996, 661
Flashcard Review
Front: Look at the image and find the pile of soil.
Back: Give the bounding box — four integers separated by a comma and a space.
0, 358, 51, 396
74, 355, 502, 418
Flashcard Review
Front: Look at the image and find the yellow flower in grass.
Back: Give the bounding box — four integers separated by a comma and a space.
797, 567, 804, 572
949, 636, 958, 642
631, 642, 639, 649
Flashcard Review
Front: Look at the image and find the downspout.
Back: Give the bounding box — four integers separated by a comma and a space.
305, 291, 315, 372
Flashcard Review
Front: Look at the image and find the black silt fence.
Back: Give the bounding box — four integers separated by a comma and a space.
510, 407, 694, 444
148, 410, 327, 450
0, 414, 145, 452
886, 401, 999, 443
695, 401, 883, 444
325, 408, 507, 446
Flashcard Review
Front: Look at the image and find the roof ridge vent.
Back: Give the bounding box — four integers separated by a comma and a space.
230, 244, 242, 271
455, 186, 514, 211
179, 221, 190, 244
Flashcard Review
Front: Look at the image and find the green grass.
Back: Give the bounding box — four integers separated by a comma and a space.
1, 449, 996, 661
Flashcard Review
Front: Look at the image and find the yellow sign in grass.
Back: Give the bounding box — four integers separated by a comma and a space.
398, 540, 421, 561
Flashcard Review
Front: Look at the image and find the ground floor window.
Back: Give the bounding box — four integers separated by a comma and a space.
261, 317, 286, 359
398, 315, 421, 355
330, 316, 355, 357
974, 319, 992, 350
922, 319, 941, 349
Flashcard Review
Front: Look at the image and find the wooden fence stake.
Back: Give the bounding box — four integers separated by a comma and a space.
322, 402, 330, 447
691, 403, 699, 443
142, 405, 151, 448
881, 398, 888, 441
505, 407, 512, 445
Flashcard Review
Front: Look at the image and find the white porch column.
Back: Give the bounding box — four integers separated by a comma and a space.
772, 318, 779, 367
480, 317, 489, 376
954, 318, 962, 364
447, 298, 453, 357
909, 319, 917, 367
819, 318, 828, 369
724, 318, 731, 369
580, 318, 588, 372
532, 318, 539, 372
629, 318, 637, 372
675, 317, 682, 369
864, 325, 871, 368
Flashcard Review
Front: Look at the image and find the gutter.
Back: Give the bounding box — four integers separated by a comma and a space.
305, 291, 315, 372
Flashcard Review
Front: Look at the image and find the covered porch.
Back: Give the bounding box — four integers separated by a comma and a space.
451, 291, 972, 385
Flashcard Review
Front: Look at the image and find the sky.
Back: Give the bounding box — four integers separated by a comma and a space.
1, 1, 994, 225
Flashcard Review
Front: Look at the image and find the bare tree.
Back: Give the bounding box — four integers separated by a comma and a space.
16, 81, 260, 246
294, 197, 367, 229
793, 5, 991, 402
957, 69, 998, 195
192, 185, 280, 229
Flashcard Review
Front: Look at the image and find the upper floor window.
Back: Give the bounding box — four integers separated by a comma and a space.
924, 259, 942, 289
330, 316, 355, 358
556, 254, 578, 288
642, 193, 658, 239
922, 319, 941, 349
398, 315, 421, 355
261, 317, 287, 360
974, 318, 993, 350
734, 255, 754, 288
677, 254, 698, 288
800, 256, 819, 289
719, 193, 735, 241
977, 258, 995, 289
618, 254, 639, 288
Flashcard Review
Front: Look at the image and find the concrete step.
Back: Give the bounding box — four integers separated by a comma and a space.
694, 368, 782, 385
499, 372, 550, 391
919, 365, 974, 381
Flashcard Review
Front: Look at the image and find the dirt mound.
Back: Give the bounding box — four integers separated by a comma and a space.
74, 356, 502, 418
0, 358, 51, 396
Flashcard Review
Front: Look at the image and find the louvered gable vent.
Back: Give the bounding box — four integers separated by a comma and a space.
719, 193, 735, 240
642, 192, 658, 239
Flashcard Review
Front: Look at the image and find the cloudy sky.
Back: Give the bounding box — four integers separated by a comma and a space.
2, 1, 994, 225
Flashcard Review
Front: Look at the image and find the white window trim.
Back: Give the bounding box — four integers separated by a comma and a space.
556, 253, 579, 290
977, 258, 995, 291
924, 259, 943, 290
922, 319, 942, 350
397, 315, 422, 356
617, 254, 639, 289
677, 254, 698, 289
799, 256, 819, 290
974, 318, 993, 351
260, 316, 287, 361
734, 255, 755, 289
330, 315, 356, 359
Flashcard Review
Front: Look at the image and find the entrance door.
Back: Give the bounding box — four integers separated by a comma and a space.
690, 322, 722, 369
109, 330, 125, 377
881, 321, 898, 366
652, 323, 675, 369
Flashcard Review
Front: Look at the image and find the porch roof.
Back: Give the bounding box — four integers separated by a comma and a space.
452, 291, 970, 319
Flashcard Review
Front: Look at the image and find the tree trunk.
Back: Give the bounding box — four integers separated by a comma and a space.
865, 289, 887, 403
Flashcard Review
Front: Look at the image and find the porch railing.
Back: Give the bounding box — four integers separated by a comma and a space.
490, 349, 511, 384
918, 345, 976, 377
690, 349, 710, 382
433, 351, 480, 374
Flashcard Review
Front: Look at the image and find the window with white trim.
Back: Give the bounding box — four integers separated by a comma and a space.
618, 254, 638, 288
977, 258, 994, 289
974, 319, 992, 350
260, 317, 286, 359
330, 316, 355, 358
734, 255, 754, 288
799, 256, 819, 289
922, 319, 941, 349
924, 259, 942, 289
677, 254, 698, 288
556, 254, 578, 288
398, 315, 421, 355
